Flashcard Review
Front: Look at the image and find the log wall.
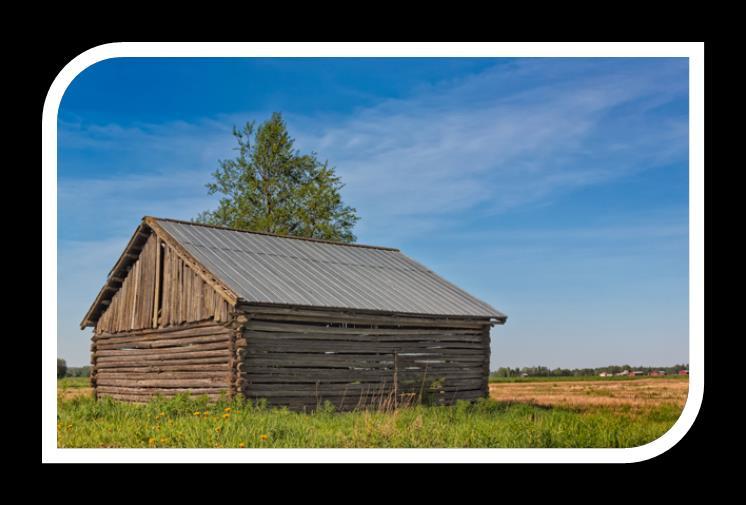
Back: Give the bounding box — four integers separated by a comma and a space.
238, 307, 492, 411
91, 322, 235, 402
95, 233, 231, 334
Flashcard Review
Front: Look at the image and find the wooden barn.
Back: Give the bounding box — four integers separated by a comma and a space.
81, 217, 507, 410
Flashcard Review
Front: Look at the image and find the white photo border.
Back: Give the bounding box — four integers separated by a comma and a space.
42, 42, 704, 463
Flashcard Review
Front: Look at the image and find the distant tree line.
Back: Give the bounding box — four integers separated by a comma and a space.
57, 358, 91, 378
490, 364, 689, 378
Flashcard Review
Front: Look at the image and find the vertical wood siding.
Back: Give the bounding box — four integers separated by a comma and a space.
94, 233, 231, 334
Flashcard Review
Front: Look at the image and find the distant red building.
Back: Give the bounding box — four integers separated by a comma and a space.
678, 369, 689, 375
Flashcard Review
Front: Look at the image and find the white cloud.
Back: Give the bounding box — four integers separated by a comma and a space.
59, 59, 687, 245
288, 59, 688, 242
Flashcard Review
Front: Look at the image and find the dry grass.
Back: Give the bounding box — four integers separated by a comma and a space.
59, 387, 93, 401
489, 378, 688, 410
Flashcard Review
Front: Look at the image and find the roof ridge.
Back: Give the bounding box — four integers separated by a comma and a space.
143, 216, 400, 252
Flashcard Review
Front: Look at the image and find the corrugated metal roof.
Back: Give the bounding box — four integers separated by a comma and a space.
152, 218, 505, 320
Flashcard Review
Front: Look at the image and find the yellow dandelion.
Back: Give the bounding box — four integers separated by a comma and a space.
193, 411, 201, 416
215, 427, 221, 433
224, 407, 231, 412
260, 434, 269, 441
223, 413, 230, 419
203, 411, 211, 417
238, 442, 245, 448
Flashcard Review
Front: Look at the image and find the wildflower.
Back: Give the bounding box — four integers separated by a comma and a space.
260, 434, 269, 441
238, 442, 245, 448
215, 427, 221, 433
148, 437, 157, 447
203, 411, 211, 417
193, 411, 201, 416
224, 407, 231, 412
223, 413, 230, 419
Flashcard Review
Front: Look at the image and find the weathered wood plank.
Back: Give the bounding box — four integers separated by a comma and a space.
96, 371, 229, 380
96, 349, 230, 362
95, 341, 230, 357
93, 363, 229, 373
242, 383, 478, 394
245, 321, 485, 335
95, 334, 232, 350
95, 355, 231, 368
145, 217, 239, 305
244, 354, 485, 366
96, 322, 231, 339
244, 341, 487, 354
97, 386, 227, 395
241, 305, 491, 328
240, 370, 484, 382
243, 331, 484, 343
96, 378, 230, 388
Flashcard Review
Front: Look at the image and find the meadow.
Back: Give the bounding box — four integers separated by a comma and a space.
56, 376, 687, 448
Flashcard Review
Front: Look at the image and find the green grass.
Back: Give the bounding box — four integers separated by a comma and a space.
488, 375, 688, 383
57, 377, 91, 388
56, 393, 683, 448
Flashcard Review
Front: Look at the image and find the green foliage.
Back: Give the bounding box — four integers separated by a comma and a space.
490, 364, 690, 381
65, 366, 91, 378
58, 377, 90, 389
57, 358, 67, 379
197, 112, 359, 242
56, 394, 683, 449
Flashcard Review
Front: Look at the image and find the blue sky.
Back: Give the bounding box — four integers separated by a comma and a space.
57, 57, 689, 368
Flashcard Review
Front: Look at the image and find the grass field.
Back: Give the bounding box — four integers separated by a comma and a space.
489, 377, 688, 409
56, 376, 687, 448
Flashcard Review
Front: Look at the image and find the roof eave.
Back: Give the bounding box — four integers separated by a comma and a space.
79, 222, 151, 329
237, 300, 502, 321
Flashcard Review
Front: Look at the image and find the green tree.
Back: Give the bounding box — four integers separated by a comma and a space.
57, 358, 67, 379
197, 112, 360, 242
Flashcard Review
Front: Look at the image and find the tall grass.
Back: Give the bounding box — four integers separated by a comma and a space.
57, 392, 682, 448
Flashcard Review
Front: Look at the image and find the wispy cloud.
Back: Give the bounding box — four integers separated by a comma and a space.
59, 59, 687, 245
289, 59, 687, 242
